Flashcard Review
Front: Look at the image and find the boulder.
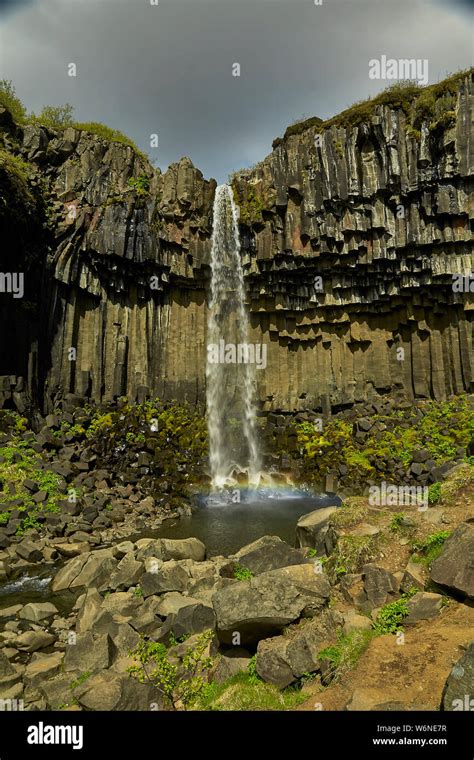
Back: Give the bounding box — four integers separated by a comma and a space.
442, 644, 474, 711
212, 564, 330, 645
63, 631, 114, 672
15, 539, 43, 563
256, 612, 338, 688
24, 652, 64, 687
401, 558, 426, 593
76, 588, 104, 633
212, 648, 251, 683
19, 602, 58, 624
15, 631, 55, 652
157, 602, 216, 643
404, 592, 443, 625
109, 553, 144, 591
0, 651, 15, 677
154, 592, 202, 618
342, 610, 373, 635
73, 671, 162, 711
296, 507, 338, 554
51, 549, 118, 592
430, 523, 474, 599
140, 560, 190, 596
136, 537, 206, 563
101, 591, 143, 618
362, 564, 399, 609
233, 536, 308, 575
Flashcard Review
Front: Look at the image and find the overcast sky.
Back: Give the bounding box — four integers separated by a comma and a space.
0, 0, 472, 182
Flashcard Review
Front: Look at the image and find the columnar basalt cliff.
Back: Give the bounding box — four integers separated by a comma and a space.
0, 72, 472, 414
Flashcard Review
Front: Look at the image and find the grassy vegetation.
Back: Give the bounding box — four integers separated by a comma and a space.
329, 534, 380, 578
0, 80, 146, 158
273, 69, 472, 148
411, 530, 451, 565
194, 672, 306, 711
318, 629, 375, 682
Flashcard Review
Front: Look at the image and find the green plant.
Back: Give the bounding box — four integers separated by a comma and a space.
247, 655, 260, 685
411, 531, 451, 565
128, 630, 214, 710
233, 564, 253, 581
428, 482, 442, 505
389, 512, 406, 532
128, 175, 150, 196
372, 588, 418, 635
0, 80, 27, 123
70, 671, 91, 690
318, 629, 374, 682
133, 585, 143, 598
32, 104, 74, 128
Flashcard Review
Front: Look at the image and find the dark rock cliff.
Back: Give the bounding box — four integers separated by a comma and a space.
0, 72, 472, 414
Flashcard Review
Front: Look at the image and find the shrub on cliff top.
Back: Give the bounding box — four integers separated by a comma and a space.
275, 68, 472, 146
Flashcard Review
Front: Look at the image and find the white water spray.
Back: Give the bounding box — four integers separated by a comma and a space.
206, 185, 261, 489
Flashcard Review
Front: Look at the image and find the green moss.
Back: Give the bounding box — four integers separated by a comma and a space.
232, 185, 266, 227
293, 396, 474, 487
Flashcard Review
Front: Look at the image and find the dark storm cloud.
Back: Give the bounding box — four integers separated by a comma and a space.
0, 0, 471, 182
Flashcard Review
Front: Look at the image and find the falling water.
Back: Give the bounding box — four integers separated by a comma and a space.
206, 184, 261, 489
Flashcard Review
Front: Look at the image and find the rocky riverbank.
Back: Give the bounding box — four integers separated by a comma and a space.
0, 456, 472, 711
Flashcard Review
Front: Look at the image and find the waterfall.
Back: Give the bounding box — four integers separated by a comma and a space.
206, 184, 261, 489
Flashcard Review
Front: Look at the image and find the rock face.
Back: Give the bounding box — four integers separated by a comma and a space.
0, 72, 472, 414
441, 644, 474, 711
430, 523, 474, 599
